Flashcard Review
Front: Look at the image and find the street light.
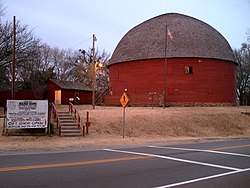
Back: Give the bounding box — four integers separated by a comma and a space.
92, 56, 105, 109
80, 34, 105, 109
96, 57, 104, 70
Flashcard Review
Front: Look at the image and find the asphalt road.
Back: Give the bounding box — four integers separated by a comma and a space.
0, 139, 250, 188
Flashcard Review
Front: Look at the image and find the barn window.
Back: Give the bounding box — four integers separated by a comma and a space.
185, 66, 193, 74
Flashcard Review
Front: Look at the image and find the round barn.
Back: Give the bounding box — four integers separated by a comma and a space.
104, 13, 237, 106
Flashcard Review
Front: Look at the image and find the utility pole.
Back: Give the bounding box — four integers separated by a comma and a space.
163, 23, 167, 109
12, 16, 16, 100
92, 34, 97, 109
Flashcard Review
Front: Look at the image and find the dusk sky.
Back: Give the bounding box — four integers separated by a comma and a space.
3, 0, 250, 54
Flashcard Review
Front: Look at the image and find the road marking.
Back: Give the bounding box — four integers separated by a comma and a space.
103, 149, 241, 171
0, 155, 150, 172
154, 167, 250, 188
148, 145, 250, 158
209, 144, 250, 151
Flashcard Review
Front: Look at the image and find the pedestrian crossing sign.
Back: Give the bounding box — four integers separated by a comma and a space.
120, 92, 129, 108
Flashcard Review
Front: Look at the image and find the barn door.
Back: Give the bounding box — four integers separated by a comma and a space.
55, 90, 61, 104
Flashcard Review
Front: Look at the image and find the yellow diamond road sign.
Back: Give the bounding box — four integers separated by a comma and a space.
120, 92, 129, 107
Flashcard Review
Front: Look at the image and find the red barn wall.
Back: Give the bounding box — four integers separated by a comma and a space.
46, 81, 61, 104
0, 90, 36, 107
61, 90, 92, 105
46, 81, 92, 105
104, 58, 237, 106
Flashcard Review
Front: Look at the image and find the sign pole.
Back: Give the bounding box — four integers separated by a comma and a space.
120, 89, 129, 138
122, 106, 125, 138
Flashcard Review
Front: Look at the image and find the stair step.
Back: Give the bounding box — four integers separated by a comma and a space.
60, 119, 76, 123
61, 129, 81, 133
61, 132, 82, 137
58, 113, 71, 115
61, 123, 78, 126
60, 122, 77, 125
60, 122, 76, 125
58, 113, 72, 117
61, 126, 79, 129
59, 117, 75, 120
53, 106, 82, 137
61, 129, 82, 137
58, 110, 69, 113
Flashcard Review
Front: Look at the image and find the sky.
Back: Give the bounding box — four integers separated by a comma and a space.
3, 0, 250, 55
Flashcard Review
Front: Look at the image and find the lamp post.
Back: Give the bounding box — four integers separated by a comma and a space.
80, 34, 104, 109
91, 35, 104, 109
92, 34, 97, 109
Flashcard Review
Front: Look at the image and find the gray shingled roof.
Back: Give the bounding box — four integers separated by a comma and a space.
109, 13, 236, 66
50, 79, 92, 91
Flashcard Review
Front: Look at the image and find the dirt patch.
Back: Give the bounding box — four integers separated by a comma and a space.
1, 106, 250, 153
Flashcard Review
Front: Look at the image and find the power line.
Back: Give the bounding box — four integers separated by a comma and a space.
69, 36, 92, 49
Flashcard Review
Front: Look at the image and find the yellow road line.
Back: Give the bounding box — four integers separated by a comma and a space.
209, 144, 250, 151
0, 155, 152, 172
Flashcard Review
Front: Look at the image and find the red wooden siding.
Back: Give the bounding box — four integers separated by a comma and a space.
104, 58, 237, 106
0, 90, 36, 106
46, 81, 92, 105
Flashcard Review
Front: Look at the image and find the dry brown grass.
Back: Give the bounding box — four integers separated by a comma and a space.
1, 106, 250, 153
78, 106, 250, 138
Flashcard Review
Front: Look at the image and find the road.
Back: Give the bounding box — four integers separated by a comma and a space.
0, 139, 250, 188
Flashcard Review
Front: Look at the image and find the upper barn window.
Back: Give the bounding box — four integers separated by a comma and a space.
185, 66, 193, 74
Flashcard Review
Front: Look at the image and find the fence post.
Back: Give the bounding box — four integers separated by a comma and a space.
85, 111, 90, 135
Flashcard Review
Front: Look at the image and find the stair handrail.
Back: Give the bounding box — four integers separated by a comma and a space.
95, 87, 109, 103
69, 102, 84, 136
50, 102, 61, 135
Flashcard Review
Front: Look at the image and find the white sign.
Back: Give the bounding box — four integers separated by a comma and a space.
7, 100, 48, 129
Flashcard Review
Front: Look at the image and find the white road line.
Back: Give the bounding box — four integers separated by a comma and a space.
103, 149, 241, 171
148, 145, 250, 158
154, 168, 250, 188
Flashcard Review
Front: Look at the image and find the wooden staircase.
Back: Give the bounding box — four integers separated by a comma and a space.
57, 110, 82, 137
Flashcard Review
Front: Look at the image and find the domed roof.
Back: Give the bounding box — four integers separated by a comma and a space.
109, 13, 236, 66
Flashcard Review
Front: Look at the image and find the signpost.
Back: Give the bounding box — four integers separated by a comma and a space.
120, 91, 129, 138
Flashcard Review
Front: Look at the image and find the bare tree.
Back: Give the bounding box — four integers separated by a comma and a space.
0, 0, 5, 17
96, 49, 110, 92
0, 18, 41, 83
30, 45, 110, 93
0, 0, 111, 100
15, 25, 41, 80
75, 48, 110, 91
235, 39, 250, 105
26, 43, 56, 98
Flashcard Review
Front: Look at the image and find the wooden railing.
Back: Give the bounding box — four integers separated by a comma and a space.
50, 103, 61, 135
69, 102, 85, 136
